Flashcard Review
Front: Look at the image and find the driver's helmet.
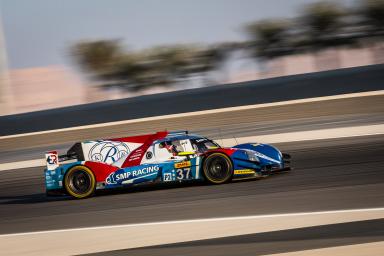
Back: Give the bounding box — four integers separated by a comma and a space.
160, 141, 179, 156
165, 143, 177, 155
171, 140, 184, 153
160, 140, 186, 156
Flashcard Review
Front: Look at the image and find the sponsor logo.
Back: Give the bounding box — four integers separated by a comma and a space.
234, 169, 255, 175
45, 152, 59, 171
89, 141, 130, 164
46, 154, 57, 165
174, 161, 191, 168
163, 173, 173, 181
106, 165, 160, 185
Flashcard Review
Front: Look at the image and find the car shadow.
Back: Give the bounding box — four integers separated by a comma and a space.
0, 193, 71, 204
95, 180, 209, 197
0, 181, 210, 204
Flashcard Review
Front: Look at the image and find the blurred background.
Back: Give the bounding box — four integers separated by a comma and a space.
0, 0, 383, 115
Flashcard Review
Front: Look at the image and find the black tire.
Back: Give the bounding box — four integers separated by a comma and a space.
203, 153, 233, 184
64, 165, 96, 199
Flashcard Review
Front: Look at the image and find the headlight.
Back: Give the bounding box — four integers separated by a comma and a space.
246, 150, 259, 162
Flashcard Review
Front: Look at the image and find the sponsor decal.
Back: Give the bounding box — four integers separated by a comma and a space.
234, 169, 255, 175
46, 154, 57, 165
163, 170, 176, 182
126, 148, 145, 163
174, 161, 191, 169
163, 173, 173, 181
89, 141, 130, 164
106, 165, 160, 185
45, 152, 59, 171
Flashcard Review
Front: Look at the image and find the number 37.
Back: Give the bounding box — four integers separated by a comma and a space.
176, 168, 191, 180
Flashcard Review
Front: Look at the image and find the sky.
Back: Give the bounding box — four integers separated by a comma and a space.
1, 0, 354, 69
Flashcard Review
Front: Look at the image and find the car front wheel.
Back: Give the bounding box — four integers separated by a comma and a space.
203, 153, 233, 184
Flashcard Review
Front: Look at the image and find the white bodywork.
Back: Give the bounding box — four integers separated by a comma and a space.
81, 140, 142, 165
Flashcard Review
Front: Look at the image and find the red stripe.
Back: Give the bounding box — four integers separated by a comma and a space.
84, 161, 119, 182
121, 131, 168, 168
109, 132, 166, 143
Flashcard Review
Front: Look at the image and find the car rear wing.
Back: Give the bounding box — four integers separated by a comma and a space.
58, 151, 78, 162
45, 147, 80, 170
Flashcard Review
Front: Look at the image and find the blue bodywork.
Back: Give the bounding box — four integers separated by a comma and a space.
233, 143, 285, 172
45, 162, 79, 191
103, 158, 202, 189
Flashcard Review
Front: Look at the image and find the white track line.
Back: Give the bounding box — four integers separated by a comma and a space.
264, 241, 384, 256
1, 207, 383, 256
1, 123, 383, 172
1, 207, 383, 237
0, 159, 44, 171
1, 90, 383, 140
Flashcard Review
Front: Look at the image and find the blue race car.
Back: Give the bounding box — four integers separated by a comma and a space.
44, 131, 291, 199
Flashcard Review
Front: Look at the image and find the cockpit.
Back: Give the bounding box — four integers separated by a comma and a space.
157, 136, 221, 156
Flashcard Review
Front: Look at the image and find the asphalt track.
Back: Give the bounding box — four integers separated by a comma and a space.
0, 134, 383, 256
1, 111, 383, 164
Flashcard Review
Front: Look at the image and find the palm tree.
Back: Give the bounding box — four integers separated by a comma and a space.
70, 42, 241, 91
245, 19, 291, 59
358, 0, 384, 36
70, 40, 122, 78
300, 1, 344, 49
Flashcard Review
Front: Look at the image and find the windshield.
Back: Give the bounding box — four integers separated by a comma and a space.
191, 138, 221, 153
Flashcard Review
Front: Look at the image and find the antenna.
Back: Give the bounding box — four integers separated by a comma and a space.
218, 128, 224, 147
233, 135, 239, 146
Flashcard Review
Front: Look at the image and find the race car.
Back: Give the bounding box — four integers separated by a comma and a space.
44, 131, 291, 199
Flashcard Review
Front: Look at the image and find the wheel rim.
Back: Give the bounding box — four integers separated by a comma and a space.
68, 170, 92, 195
205, 155, 231, 182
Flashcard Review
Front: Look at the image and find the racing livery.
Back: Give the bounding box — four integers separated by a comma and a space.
44, 131, 291, 198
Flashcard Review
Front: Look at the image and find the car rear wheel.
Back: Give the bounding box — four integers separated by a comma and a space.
203, 153, 233, 184
64, 165, 96, 199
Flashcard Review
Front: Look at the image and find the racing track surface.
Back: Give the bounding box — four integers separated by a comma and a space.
0, 135, 383, 255
1, 110, 383, 164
